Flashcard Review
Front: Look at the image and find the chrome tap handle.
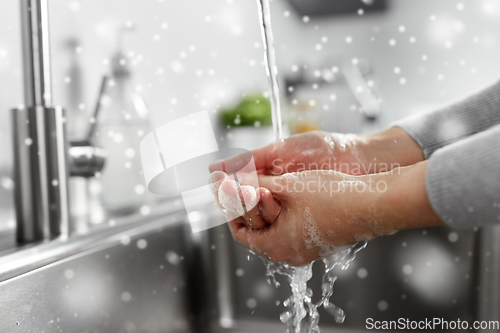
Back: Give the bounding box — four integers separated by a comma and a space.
68, 75, 109, 178
68, 141, 106, 178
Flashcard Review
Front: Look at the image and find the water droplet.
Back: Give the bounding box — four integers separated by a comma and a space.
134, 185, 145, 195
448, 232, 459, 243
1, 177, 14, 191
357, 268, 368, 279
166, 251, 180, 265
402, 264, 413, 275
137, 239, 147, 250
121, 292, 132, 302
120, 235, 131, 246
125, 148, 135, 158
64, 269, 75, 280
140, 205, 151, 216
113, 133, 123, 143
377, 300, 388, 311
246, 298, 257, 309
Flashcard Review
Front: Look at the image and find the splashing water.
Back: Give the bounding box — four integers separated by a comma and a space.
261, 242, 367, 333
256, 0, 284, 141
254, 1, 367, 331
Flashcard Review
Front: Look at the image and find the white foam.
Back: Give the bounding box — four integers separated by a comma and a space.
240, 185, 259, 211
303, 207, 337, 257
218, 181, 259, 218
354, 234, 374, 242
281, 173, 299, 182
218, 181, 245, 217
281, 173, 301, 196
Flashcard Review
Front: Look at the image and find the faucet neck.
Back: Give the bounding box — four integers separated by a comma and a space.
20, 0, 53, 108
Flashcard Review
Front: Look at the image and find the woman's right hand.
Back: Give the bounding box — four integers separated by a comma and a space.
211, 128, 425, 177
219, 161, 443, 267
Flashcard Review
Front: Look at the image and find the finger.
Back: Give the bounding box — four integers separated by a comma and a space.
219, 179, 265, 229
228, 220, 272, 257
209, 171, 228, 209
228, 220, 264, 255
249, 143, 276, 172
257, 187, 281, 225
209, 143, 276, 174
228, 160, 258, 187
234, 186, 281, 229
209, 150, 253, 174
239, 186, 267, 229
241, 205, 266, 229
228, 220, 250, 247
209, 160, 224, 173
239, 185, 259, 211
218, 179, 246, 221
257, 174, 289, 194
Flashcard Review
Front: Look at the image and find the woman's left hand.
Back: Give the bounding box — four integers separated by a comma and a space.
212, 161, 443, 267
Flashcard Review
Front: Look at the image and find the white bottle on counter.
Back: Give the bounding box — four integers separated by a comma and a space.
92, 47, 155, 216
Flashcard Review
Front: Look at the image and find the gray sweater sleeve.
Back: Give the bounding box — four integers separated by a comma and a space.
393, 79, 500, 158
426, 125, 500, 228
391, 79, 500, 228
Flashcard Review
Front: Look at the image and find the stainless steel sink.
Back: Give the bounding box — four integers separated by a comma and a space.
0, 202, 498, 333
0, 202, 195, 333
202, 212, 500, 333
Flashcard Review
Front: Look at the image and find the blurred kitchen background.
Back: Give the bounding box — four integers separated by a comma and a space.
1, 0, 500, 230
0, 0, 499, 332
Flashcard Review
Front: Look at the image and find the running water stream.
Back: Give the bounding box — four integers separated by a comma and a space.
262, 242, 368, 333
255, 1, 367, 332
256, 0, 284, 141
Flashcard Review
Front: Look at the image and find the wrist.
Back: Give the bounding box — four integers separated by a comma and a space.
359, 127, 425, 171
347, 161, 443, 239
376, 161, 443, 233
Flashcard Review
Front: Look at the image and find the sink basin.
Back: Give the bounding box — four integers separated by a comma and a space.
0, 202, 498, 333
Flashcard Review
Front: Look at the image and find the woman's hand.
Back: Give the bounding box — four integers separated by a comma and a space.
216, 161, 443, 267
211, 128, 425, 177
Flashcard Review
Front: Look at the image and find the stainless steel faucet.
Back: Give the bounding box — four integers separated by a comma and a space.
12, 0, 105, 243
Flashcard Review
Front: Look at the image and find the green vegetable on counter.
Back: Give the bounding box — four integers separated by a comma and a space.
219, 93, 272, 127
